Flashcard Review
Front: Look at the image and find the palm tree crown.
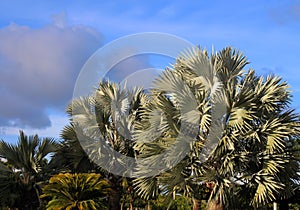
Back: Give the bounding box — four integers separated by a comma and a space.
41, 173, 110, 210
0, 130, 58, 209
133, 47, 300, 209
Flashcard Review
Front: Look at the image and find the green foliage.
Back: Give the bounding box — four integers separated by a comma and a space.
54, 82, 149, 209
172, 196, 194, 210
148, 195, 193, 210
45, 46, 300, 209
0, 161, 22, 207
41, 173, 110, 210
0, 131, 58, 209
1, 46, 296, 209
133, 46, 300, 209
49, 124, 99, 173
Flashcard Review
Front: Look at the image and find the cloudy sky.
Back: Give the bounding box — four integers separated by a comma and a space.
0, 0, 300, 142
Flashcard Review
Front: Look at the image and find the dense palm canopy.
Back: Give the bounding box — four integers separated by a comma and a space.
0, 130, 58, 209
132, 47, 300, 209
41, 173, 110, 210
1, 46, 297, 210
51, 46, 300, 210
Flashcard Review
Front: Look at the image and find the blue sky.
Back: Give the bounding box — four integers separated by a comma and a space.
0, 0, 300, 143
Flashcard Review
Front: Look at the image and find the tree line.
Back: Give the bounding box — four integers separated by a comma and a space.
0, 47, 300, 210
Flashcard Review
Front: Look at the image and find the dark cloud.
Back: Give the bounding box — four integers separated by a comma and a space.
0, 17, 103, 128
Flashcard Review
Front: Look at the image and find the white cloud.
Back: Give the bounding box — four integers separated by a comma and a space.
0, 16, 103, 129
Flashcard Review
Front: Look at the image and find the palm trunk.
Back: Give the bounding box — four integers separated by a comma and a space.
145, 201, 151, 210
129, 195, 134, 210
207, 200, 223, 210
108, 189, 121, 210
273, 202, 278, 210
34, 184, 42, 208
206, 182, 223, 210
193, 197, 200, 210
279, 200, 289, 210
129, 202, 133, 210
17, 184, 40, 210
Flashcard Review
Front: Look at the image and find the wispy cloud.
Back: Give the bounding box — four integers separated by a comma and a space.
269, 1, 300, 25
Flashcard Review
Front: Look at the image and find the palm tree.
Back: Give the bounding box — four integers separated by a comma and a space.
0, 130, 58, 209
207, 47, 300, 209
132, 47, 221, 209
0, 161, 23, 208
41, 173, 110, 210
49, 124, 99, 173
60, 81, 148, 210
133, 47, 300, 209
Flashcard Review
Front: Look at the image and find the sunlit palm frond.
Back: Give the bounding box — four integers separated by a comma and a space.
42, 173, 110, 210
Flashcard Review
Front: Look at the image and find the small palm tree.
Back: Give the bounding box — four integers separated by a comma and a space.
60, 81, 148, 210
41, 173, 110, 210
0, 130, 58, 209
0, 161, 23, 208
